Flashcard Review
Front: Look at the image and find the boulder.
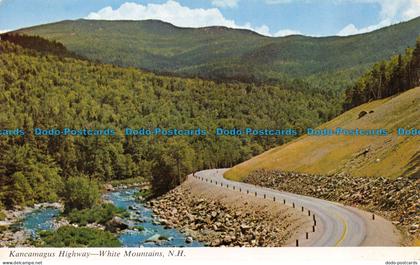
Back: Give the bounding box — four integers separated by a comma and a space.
223, 235, 233, 244
358, 111, 368, 119
210, 239, 222, 247
240, 224, 251, 232
106, 216, 129, 232
146, 234, 169, 243
104, 184, 114, 192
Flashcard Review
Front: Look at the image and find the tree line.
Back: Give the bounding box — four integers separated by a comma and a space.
344, 37, 420, 110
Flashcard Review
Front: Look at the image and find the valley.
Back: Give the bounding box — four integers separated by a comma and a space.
0, 16, 419, 247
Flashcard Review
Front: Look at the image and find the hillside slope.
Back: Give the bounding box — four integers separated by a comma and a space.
225, 87, 420, 180
0, 37, 338, 207
14, 17, 420, 84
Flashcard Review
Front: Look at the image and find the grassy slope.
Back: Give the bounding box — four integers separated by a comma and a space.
15, 18, 420, 82
225, 87, 420, 181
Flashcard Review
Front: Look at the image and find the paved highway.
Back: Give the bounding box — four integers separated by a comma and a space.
193, 169, 398, 246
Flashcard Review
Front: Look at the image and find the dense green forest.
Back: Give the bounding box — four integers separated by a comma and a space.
0, 36, 340, 211
16, 17, 420, 88
344, 37, 420, 109
0, 34, 84, 60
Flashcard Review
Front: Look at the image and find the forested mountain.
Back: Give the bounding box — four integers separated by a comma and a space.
0, 37, 337, 209
14, 17, 420, 87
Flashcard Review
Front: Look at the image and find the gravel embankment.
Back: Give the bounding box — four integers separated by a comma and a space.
244, 170, 419, 242
147, 177, 311, 247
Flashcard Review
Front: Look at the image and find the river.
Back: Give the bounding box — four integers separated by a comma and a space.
21, 188, 202, 247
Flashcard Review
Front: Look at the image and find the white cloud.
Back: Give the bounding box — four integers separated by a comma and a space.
0, 29, 11, 34
267, 0, 420, 20
337, 24, 359, 36
337, 19, 391, 36
86, 1, 273, 36
274, 29, 302, 37
265, 0, 420, 36
86, 1, 236, 28
337, 0, 420, 36
401, 0, 420, 20
253, 24, 271, 36
369, 0, 420, 21
211, 0, 239, 8
85, 0, 420, 37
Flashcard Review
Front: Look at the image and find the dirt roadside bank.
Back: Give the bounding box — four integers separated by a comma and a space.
147, 177, 312, 247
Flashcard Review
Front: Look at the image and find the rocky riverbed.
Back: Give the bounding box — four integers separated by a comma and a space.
0, 202, 63, 247
147, 177, 310, 247
244, 170, 419, 243
0, 187, 201, 248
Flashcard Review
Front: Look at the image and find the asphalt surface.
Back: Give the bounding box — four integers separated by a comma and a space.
194, 169, 377, 247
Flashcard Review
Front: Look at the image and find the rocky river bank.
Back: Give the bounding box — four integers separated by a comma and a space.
0, 185, 203, 248
147, 177, 309, 247
244, 169, 419, 243
0, 202, 63, 247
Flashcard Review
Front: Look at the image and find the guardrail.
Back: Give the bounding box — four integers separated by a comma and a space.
191, 173, 323, 247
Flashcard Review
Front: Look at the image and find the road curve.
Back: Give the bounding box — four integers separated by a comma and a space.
193, 169, 399, 247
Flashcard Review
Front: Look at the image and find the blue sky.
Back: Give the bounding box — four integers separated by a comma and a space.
0, 0, 419, 36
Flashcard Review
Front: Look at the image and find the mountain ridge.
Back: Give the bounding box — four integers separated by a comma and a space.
16, 17, 418, 39
14, 17, 420, 85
